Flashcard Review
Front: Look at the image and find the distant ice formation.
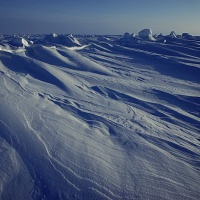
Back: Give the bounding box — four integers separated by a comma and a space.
44, 33, 81, 47
182, 32, 192, 38
170, 31, 177, 38
123, 32, 136, 39
124, 32, 131, 39
121, 28, 195, 44
138, 29, 156, 41
154, 33, 166, 43
10, 37, 29, 47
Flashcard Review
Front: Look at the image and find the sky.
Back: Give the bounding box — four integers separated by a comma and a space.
0, 0, 200, 35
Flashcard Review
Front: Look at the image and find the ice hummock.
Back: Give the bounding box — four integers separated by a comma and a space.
9, 36, 29, 47
170, 31, 177, 38
44, 33, 81, 47
138, 29, 156, 41
123, 32, 136, 39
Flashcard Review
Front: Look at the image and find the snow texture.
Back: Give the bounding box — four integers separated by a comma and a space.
0, 32, 200, 200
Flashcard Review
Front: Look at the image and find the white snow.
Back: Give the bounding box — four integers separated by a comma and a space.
124, 32, 136, 39
44, 34, 81, 47
10, 36, 29, 47
138, 28, 156, 41
155, 33, 166, 43
131, 33, 136, 37
0, 32, 200, 200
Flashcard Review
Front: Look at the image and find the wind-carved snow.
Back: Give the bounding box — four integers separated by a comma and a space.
0, 33, 200, 200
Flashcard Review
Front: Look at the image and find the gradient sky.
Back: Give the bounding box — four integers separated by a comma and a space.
0, 0, 200, 35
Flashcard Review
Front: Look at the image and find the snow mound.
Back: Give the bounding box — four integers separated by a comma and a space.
120, 32, 139, 45
182, 33, 192, 39
124, 32, 131, 39
9, 37, 29, 47
124, 32, 136, 39
138, 29, 156, 41
155, 33, 166, 43
44, 34, 81, 47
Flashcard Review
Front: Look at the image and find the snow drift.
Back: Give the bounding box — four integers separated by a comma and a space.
0, 32, 200, 200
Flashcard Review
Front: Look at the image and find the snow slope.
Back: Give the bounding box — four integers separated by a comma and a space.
0, 33, 200, 200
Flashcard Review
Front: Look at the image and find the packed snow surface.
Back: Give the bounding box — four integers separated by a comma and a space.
0, 33, 200, 200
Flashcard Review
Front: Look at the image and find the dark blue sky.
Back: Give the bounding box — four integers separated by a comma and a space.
0, 0, 200, 35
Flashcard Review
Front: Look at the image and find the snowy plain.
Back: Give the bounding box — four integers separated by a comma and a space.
0, 32, 200, 200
